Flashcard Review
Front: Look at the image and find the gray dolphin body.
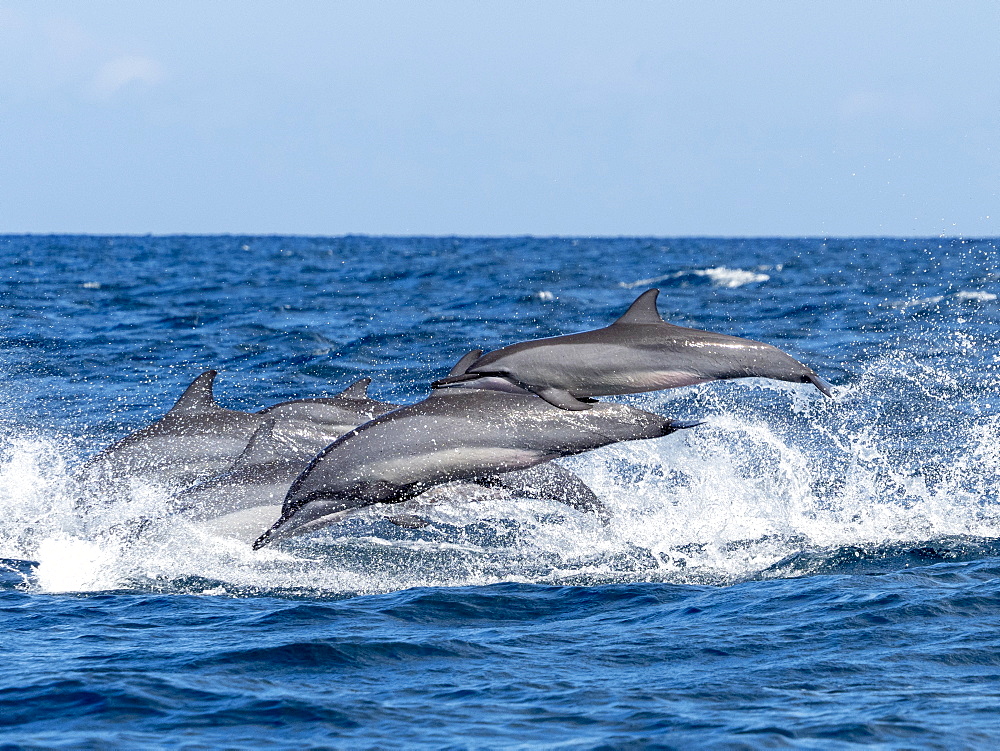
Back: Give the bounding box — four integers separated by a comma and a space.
253, 387, 694, 549
432, 289, 832, 410
81, 372, 394, 491
174, 380, 401, 521
79, 370, 264, 489
177, 412, 607, 539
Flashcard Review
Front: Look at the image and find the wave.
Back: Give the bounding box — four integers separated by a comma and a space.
1, 341, 999, 598
620, 266, 772, 290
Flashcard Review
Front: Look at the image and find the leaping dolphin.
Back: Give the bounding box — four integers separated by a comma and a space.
176, 413, 609, 540
81, 371, 396, 490
252, 386, 696, 549
432, 289, 832, 410
79, 370, 264, 489
173, 391, 398, 522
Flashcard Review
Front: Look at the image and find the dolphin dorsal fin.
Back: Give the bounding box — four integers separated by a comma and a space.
338, 377, 372, 400
448, 349, 484, 377
612, 289, 665, 326
168, 370, 221, 416
231, 419, 281, 469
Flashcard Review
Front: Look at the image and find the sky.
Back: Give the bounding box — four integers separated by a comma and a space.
0, 1, 997, 236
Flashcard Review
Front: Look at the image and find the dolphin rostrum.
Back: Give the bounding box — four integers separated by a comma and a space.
432, 289, 832, 410
252, 386, 696, 548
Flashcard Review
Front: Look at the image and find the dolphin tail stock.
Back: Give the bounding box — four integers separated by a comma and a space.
805, 373, 834, 398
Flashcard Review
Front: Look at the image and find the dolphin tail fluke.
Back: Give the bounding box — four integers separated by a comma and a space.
805, 373, 834, 398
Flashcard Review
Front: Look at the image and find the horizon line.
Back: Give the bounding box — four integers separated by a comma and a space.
1, 232, 996, 241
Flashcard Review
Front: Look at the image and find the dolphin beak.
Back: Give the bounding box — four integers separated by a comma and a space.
252, 514, 289, 549
431, 373, 483, 388
670, 420, 703, 430
806, 374, 834, 398
253, 503, 356, 549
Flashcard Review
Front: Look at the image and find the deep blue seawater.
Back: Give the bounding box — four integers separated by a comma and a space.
3, 235, 1000, 748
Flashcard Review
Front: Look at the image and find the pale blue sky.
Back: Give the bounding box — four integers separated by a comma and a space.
1, 1, 997, 236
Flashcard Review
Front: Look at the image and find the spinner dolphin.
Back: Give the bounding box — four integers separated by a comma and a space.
253, 385, 696, 548
432, 289, 832, 410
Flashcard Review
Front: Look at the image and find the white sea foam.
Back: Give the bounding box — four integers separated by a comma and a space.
1, 355, 998, 595
892, 290, 997, 309
621, 267, 770, 290
691, 267, 771, 288
956, 291, 997, 302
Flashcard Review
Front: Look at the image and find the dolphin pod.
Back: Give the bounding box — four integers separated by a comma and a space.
432, 289, 832, 410
80, 372, 397, 490
81, 288, 832, 548
83, 369, 612, 535
174, 407, 611, 540
252, 386, 695, 548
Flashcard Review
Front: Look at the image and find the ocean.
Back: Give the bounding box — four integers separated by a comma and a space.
2, 235, 1000, 748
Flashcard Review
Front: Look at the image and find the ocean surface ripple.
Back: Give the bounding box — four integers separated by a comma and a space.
2, 235, 1000, 748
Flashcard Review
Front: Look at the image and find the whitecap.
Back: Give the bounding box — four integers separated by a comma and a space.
892, 290, 995, 310
691, 267, 770, 288
620, 267, 770, 290
956, 291, 997, 302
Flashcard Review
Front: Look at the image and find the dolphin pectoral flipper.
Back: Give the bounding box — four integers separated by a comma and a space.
385, 514, 431, 529
528, 385, 594, 411
476, 463, 609, 521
